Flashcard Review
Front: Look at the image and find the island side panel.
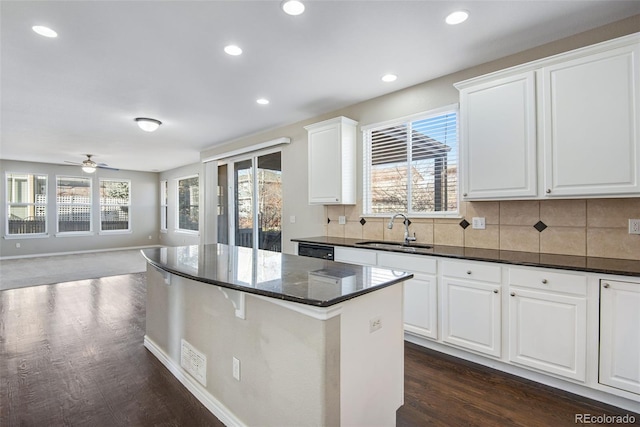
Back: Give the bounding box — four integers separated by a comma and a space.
144, 265, 340, 427
340, 283, 405, 427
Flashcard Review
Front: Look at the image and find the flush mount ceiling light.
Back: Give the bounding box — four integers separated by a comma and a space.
381, 74, 397, 83
135, 117, 162, 132
32, 25, 58, 38
224, 44, 243, 56
256, 98, 270, 105
446, 10, 469, 25
281, 0, 305, 16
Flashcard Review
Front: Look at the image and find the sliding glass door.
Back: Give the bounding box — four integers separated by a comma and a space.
218, 150, 282, 252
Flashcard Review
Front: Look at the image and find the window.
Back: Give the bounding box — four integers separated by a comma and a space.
57, 176, 92, 233
177, 175, 199, 232
363, 105, 458, 216
6, 173, 47, 236
160, 180, 168, 232
100, 179, 130, 232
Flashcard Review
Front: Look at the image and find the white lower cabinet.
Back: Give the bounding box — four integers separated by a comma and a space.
378, 252, 438, 340
333, 246, 377, 266
508, 268, 587, 382
599, 279, 640, 395
441, 260, 502, 357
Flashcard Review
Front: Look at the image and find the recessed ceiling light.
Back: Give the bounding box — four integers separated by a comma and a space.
135, 117, 162, 132
32, 25, 57, 38
381, 74, 397, 83
446, 10, 469, 25
281, 0, 305, 16
256, 98, 270, 105
224, 45, 243, 56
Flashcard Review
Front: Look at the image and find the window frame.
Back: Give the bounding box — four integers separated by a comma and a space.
5, 172, 48, 238
362, 104, 460, 218
99, 178, 131, 234
160, 180, 168, 232
56, 175, 93, 236
176, 174, 199, 234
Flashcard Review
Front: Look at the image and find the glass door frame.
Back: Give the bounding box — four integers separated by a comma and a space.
218, 147, 282, 251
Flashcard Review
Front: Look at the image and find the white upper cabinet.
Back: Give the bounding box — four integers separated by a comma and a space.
456, 33, 639, 200
459, 71, 537, 199
305, 116, 358, 205
541, 44, 640, 197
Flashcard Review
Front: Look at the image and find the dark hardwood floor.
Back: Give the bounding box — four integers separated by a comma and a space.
1, 273, 637, 426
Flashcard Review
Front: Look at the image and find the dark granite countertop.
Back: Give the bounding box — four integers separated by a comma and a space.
291, 236, 640, 278
141, 244, 413, 307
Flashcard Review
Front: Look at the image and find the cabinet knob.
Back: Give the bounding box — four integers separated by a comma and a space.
510, 292, 516, 297
463, 193, 468, 197
603, 283, 610, 289
466, 270, 472, 275
493, 289, 499, 294
546, 189, 551, 194
541, 279, 548, 284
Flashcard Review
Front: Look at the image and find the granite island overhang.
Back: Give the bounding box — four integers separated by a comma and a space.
141, 244, 413, 427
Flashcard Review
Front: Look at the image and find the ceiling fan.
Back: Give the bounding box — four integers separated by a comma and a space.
64, 154, 119, 173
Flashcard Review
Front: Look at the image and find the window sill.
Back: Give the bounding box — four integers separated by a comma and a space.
55, 232, 94, 237
98, 230, 132, 236
175, 229, 199, 236
4, 233, 49, 240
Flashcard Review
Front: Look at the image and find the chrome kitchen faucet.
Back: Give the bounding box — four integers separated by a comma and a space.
387, 213, 417, 246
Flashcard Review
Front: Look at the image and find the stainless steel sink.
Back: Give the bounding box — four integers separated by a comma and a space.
355, 241, 433, 252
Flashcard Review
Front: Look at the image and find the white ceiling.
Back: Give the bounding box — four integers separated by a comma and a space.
2, 1, 639, 173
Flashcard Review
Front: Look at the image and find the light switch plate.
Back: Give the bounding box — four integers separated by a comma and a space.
472, 217, 486, 230
629, 219, 640, 235
338, 216, 346, 225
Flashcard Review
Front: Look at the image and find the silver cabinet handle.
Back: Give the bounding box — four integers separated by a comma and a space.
493, 289, 499, 294
463, 193, 468, 197
510, 292, 515, 297
603, 283, 610, 289
466, 270, 472, 275
546, 189, 551, 194
541, 279, 548, 284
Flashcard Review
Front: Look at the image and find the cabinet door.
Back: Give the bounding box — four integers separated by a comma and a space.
308, 124, 342, 203
460, 71, 537, 199
600, 280, 640, 395
404, 274, 438, 340
333, 247, 377, 266
508, 288, 586, 381
441, 278, 501, 357
542, 44, 640, 196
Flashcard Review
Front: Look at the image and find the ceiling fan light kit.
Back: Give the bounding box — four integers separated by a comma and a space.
135, 117, 162, 132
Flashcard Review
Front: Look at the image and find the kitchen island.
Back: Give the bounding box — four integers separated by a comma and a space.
141, 244, 413, 427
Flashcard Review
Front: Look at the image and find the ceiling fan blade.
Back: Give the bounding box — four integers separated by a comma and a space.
96, 165, 120, 171
64, 160, 82, 165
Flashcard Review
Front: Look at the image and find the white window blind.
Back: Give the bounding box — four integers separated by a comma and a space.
363, 106, 458, 216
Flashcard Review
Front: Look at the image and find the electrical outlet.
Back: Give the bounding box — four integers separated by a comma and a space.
369, 316, 382, 333
338, 215, 346, 225
630, 219, 640, 235
232, 357, 240, 381
290, 215, 296, 224
472, 217, 486, 230
15, 243, 21, 248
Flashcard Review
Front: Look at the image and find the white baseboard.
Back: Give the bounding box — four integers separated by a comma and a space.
143, 335, 246, 427
0, 245, 162, 260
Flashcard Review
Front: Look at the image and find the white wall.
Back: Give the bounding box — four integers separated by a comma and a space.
0, 159, 160, 258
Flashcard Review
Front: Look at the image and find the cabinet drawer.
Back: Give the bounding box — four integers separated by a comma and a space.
333, 247, 377, 266
509, 267, 587, 296
377, 252, 436, 275
442, 260, 501, 283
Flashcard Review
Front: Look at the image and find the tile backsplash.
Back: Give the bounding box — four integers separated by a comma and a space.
324, 198, 640, 260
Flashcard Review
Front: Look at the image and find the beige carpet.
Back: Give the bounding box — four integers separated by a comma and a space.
0, 249, 148, 291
